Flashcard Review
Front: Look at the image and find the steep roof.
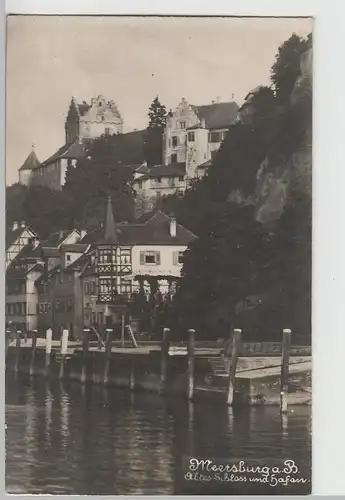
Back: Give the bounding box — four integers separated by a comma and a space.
6, 226, 37, 249
80, 210, 196, 246
133, 163, 186, 182
191, 101, 239, 129
41, 141, 87, 166
104, 196, 119, 244
41, 230, 78, 248
77, 102, 91, 116
19, 150, 40, 171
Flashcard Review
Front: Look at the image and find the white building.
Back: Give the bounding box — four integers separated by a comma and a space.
163, 97, 239, 179
19, 95, 124, 191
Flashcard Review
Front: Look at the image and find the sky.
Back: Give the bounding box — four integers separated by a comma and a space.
6, 16, 312, 186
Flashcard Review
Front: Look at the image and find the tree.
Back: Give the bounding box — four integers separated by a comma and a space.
144, 96, 167, 167
64, 134, 136, 229
271, 33, 309, 106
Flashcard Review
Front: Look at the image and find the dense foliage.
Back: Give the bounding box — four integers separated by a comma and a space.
143, 96, 167, 167
157, 33, 312, 341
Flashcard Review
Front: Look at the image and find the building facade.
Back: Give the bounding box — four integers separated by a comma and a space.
163, 97, 238, 179
19, 95, 124, 190
65, 95, 123, 143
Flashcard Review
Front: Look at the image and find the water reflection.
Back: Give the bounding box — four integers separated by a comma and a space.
5, 375, 311, 495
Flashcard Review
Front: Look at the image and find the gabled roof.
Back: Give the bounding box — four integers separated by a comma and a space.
6, 226, 37, 249
133, 163, 186, 182
191, 101, 239, 129
19, 150, 41, 171
61, 243, 89, 253
7, 262, 44, 280
80, 210, 196, 246
41, 141, 87, 167
41, 230, 79, 248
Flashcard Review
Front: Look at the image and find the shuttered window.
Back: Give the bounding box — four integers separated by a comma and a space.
140, 251, 161, 265
173, 251, 184, 265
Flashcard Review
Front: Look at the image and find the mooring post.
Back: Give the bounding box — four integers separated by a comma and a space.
226, 328, 242, 406
129, 359, 136, 391
81, 328, 89, 384
45, 328, 53, 375
29, 331, 38, 376
103, 328, 112, 385
14, 332, 21, 374
159, 327, 170, 395
5, 329, 11, 359
187, 328, 196, 401
280, 328, 292, 414
121, 313, 125, 348
58, 329, 69, 380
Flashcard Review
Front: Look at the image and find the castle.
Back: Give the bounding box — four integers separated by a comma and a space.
18, 94, 239, 206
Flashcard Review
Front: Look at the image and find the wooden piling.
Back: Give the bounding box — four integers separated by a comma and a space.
159, 327, 170, 395
187, 328, 196, 401
226, 328, 242, 406
121, 314, 125, 348
129, 359, 136, 391
45, 328, 53, 375
5, 330, 11, 358
58, 329, 69, 380
103, 328, 112, 385
280, 328, 292, 413
29, 331, 37, 376
80, 328, 89, 384
14, 333, 21, 374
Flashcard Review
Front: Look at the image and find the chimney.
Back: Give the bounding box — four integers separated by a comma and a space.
20, 221, 26, 228
169, 216, 177, 237
13, 221, 18, 231
216, 96, 221, 104
201, 118, 206, 129
32, 237, 40, 249
80, 229, 87, 240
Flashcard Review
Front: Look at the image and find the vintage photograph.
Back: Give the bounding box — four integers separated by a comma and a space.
5, 16, 312, 495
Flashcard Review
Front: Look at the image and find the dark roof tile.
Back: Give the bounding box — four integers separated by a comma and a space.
80, 211, 196, 246
19, 150, 41, 171
191, 101, 239, 129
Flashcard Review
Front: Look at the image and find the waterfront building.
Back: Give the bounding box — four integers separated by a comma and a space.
5, 228, 86, 333
33, 198, 196, 338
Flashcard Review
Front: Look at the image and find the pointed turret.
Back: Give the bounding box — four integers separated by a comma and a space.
19, 148, 40, 171
104, 196, 119, 244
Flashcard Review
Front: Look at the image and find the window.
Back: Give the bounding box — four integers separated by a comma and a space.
188, 131, 195, 142
99, 102, 102, 107
140, 251, 161, 265
84, 282, 90, 295
178, 176, 184, 182
173, 251, 185, 265
90, 282, 96, 295
91, 312, 96, 325
172, 136, 178, 147
97, 312, 104, 325
209, 131, 221, 143
180, 121, 186, 129
156, 177, 162, 183
177, 190, 184, 198
221, 131, 228, 141
171, 154, 177, 163
99, 278, 112, 294
120, 276, 132, 294
66, 254, 71, 262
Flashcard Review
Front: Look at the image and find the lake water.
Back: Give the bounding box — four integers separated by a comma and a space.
5, 374, 312, 495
